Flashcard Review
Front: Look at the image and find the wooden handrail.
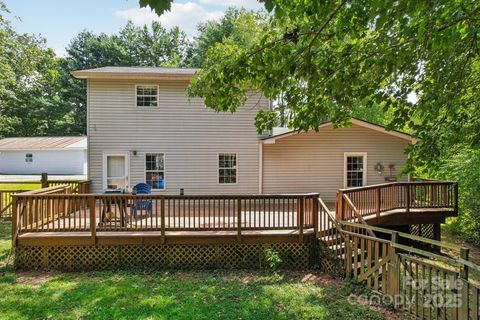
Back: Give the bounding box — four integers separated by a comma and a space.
338, 181, 458, 222
339, 220, 462, 251
341, 194, 376, 237
12, 193, 319, 235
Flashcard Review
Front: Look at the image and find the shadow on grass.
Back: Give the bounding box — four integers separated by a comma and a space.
0, 270, 387, 320
0, 218, 386, 319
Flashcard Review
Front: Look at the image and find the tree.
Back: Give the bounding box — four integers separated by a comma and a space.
143, 0, 480, 172
0, 2, 76, 137
188, 7, 249, 67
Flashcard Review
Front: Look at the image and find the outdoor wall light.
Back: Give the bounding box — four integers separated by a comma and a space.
132, 150, 137, 156
374, 162, 384, 174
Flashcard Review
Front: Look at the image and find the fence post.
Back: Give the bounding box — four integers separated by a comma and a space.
237, 197, 242, 243
89, 195, 96, 245
388, 232, 400, 301
460, 247, 469, 320
345, 233, 352, 279
41, 173, 49, 188
161, 197, 165, 244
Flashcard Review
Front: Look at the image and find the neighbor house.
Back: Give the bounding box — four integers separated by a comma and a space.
72, 67, 412, 202
0, 136, 87, 175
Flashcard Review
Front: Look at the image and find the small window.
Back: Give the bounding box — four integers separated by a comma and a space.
136, 85, 158, 107
219, 153, 237, 184
25, 153, 33, 163
146, 153, 165, 190
344, 153, 367, 188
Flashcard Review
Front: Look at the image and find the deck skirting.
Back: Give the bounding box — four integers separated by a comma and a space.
15, 238, 318, 271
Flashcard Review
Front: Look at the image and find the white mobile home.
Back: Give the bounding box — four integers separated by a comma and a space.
0, 137, 87, 175
72, 67, 412, 201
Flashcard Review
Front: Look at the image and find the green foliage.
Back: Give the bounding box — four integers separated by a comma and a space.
0, 4, 76, 137
139, 0, 172, 16
263, 248, 282, 273
186, 0, 480, 172
425, 147, 480, 245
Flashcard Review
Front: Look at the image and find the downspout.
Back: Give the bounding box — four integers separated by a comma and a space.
258, 141, 263, 194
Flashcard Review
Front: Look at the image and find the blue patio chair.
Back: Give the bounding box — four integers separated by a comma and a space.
131, 183, 152, 219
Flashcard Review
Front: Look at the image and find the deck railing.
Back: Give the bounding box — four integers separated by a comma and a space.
337, 221, 480, 320
12, 192, 319, 238
337, 181, 458, 221
0, 178, 91, 217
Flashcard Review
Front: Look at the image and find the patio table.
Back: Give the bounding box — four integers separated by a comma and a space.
99, 189, 130, 227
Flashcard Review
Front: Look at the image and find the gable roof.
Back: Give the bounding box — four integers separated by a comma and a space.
71, 66, 199, 80
262, 118, 414, 144
0, 137, 87, 150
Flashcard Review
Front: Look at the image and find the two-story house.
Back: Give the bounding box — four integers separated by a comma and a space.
72, 66, 412, 203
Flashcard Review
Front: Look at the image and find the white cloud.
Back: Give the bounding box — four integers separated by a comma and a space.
115, 2, 224, 35
199, 0, 263, 10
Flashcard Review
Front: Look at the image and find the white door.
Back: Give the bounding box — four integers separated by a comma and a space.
103, 153, 129, 190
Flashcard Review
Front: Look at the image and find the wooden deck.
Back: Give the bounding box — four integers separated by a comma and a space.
11, 181, 458, 247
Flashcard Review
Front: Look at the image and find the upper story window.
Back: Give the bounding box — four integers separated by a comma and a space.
218, 153, 237, 184
344, 153, 367, 188
25, 153, 33, 163
136, 85, 158, 107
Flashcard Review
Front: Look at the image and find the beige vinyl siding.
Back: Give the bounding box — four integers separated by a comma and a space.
262, 124, 410, 203
88, 79, 264, 194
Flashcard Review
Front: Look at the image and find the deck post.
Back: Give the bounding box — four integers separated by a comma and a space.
237, 197, 242, 243
41, 173, 49, 188
11, 196, 18, 247
336, 192, 343, 220
299, 196, 304, 241
375, 187, 381, 221
405, 184, 410, 214
161, 197, 165, 244
460, 247, 469, 320
454, 182, 459, 215
313, 196, 319, 238
89, 195, 96, 245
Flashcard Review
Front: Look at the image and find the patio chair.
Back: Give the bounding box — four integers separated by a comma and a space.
131, 183, 152, 219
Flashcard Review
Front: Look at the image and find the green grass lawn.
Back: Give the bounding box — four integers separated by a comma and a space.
0, 218, 399, 320
0, 183, 41, 191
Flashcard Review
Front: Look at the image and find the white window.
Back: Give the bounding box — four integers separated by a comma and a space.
25, 153, 33, 163
136, 85, 158, 107
146, 153, 165, 190
344, 153, 367, 188
218, 153, 237, 184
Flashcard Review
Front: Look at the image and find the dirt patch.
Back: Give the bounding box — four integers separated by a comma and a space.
442, 232, 480, 264
15, 271, 61, 287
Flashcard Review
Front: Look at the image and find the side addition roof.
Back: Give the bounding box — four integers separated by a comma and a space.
262, 118, 414, 144
0, 137, 87, 151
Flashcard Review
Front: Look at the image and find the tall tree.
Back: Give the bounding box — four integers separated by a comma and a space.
161, 0, 479, 172
0, 2, 76, 137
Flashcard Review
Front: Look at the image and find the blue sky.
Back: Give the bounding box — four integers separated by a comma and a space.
5, 0, 263, 56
